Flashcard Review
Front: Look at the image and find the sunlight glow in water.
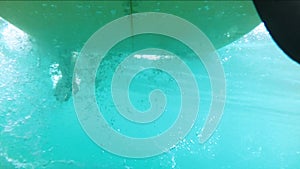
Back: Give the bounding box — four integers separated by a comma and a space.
134, 54, 173, 61
0, 17, 31, 52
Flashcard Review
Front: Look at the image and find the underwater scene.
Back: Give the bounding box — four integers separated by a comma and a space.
0, 1, 299, 169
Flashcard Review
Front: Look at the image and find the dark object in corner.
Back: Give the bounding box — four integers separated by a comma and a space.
253, 1, 300, 64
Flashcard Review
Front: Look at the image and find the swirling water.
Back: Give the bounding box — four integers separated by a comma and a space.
0, 16, 299, 169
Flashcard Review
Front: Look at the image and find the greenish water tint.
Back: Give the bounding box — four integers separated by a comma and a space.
0, 17, 300, 169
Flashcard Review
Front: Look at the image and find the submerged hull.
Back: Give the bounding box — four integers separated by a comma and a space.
0, 1, 260, 50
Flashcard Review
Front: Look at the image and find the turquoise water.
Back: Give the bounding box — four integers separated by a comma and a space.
0, 17, 300, 169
